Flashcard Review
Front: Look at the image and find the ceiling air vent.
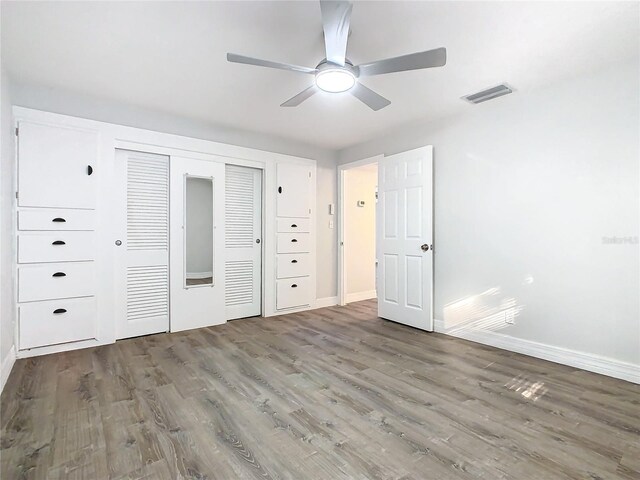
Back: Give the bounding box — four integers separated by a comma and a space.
462, 84, 513, 104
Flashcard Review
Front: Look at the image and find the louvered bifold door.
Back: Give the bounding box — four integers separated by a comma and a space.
225, 165, 262, 320
115, 150, 170, 339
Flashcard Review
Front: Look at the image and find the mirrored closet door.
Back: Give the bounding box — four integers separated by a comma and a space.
170, 156, 226, 332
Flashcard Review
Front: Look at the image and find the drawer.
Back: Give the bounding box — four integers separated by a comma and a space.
19, 297, 97, 349
18, 262, 95, 302
277, 233, 310, 254
277, 217, 311, 233
18, 232, 95, 263
276, 276, 312, 310
277, 254, 311, 279
18, 209, 95, 231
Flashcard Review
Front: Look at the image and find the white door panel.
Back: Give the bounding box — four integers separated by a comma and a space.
276, 164, 312, 218
170, 157, 226, 332
377, 146, 433, 331
17, 121, 98, 209
114, 150, 170, 339
225, 165, 262, 320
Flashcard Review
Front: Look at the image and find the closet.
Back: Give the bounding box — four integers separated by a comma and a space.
12, 107, 317, 358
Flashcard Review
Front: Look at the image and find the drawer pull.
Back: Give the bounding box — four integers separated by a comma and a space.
291, 239, 298, 243
52, 240, 66, 246
52, 217, 67, 223
53, 308, 67, 314
291, 259, 298, 264
291, 224, 297, 228
87, 165, 94, 176
291, 284, 298, 288
52, 272, 67, 277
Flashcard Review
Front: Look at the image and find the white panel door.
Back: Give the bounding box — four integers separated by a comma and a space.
170, 156, 226, 332
276, 163, 312, 218
17, 121, 98, 209
225, 165, 262, 320
114, 150, 170, 339
377, 146, 433, 331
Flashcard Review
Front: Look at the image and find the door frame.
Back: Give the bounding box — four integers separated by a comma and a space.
337, 155, 383, 306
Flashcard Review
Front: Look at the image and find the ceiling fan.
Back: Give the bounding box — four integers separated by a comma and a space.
227, 0, 446, 111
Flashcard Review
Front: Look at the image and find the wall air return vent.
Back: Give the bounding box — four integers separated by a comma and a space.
462, 84, 513, 104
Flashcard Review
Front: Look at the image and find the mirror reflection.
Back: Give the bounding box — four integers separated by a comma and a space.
185, 176, 214, 287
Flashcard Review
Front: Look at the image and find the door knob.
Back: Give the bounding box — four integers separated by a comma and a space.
421, 244, 429, 252
115, 240, 122, 246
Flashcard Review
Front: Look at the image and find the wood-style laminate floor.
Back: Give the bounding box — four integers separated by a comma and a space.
1, 300, 639, 479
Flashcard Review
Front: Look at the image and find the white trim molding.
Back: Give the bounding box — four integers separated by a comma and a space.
1, 345, 16, 394
345, 290, 377, 304
315, 296, 338, 309
434, 319, 640, 384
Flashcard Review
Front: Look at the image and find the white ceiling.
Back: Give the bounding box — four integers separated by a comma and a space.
2, 1, 638, 150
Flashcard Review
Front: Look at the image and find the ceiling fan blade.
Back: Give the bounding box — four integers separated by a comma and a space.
350, 83, 391, 111
320, 1, 353, 66
281, 86, 318, 107
357, 47, 446, 77
227, 53, 317, 74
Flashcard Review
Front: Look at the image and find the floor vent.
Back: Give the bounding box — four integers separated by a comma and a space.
462, 84, 513, 104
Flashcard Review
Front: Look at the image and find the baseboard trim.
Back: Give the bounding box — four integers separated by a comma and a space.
345, 290, 377, 304
315, 296, 338, 308
1, 345, 16, 394
434, 319, 639, 384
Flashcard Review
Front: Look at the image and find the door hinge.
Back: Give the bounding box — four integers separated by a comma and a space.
308, 172, 311, 178
15, 127, 18, 136
15, 191, 19, 199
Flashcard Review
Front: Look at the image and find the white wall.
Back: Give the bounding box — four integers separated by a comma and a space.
344, 164, 377, 298
338, 61, 640, 370
185, 177, 213, 277
11, 82, 339, 301
0, 67, 16, 389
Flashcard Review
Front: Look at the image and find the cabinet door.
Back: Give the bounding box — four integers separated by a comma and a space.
18, 121, 98, 209
276, 163, 312, 218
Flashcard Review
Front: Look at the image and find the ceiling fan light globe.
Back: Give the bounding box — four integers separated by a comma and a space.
315, 68, 356, 93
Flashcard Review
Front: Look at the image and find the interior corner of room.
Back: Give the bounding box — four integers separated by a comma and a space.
0, 1, 639, 478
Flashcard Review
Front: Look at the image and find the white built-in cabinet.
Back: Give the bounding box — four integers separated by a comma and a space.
13, 107, 318, 358
275, 163, 315, 310
15, 121, 99, 351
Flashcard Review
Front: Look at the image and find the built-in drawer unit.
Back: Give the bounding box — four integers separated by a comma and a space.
276, 217, 311, 233
18, 209, 95, 231
19, 297, 97, 349
277, 253, 311, 279
18, 232, 95, 263
18, 262, 95, 302
276, 276, 312, 310
276, 232, 310, 254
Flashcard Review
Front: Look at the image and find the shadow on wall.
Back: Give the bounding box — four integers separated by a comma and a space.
441, 280, 530, 334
